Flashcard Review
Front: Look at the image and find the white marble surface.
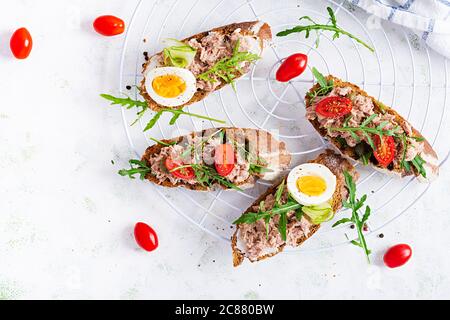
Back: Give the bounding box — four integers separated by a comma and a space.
0, 0, 449, 300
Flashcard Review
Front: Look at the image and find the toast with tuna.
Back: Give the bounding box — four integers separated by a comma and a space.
305, 74, 439, 182
119, 127, 291, 191
231, 150, 358, 267
140, 21, 272, 111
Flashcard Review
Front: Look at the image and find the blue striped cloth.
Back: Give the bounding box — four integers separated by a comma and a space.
352, 0, 450, 59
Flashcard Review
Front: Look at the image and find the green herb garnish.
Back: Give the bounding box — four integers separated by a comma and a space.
249, 163, 273, 175
101, 94, 226, 131
180, 129, 223, 159
328, 115, 402, 147
149, 137, 176, 147
307, 67, 334, 100
276, 7, 375, 52
145, 108, 225, 131
172, 164, 242, 191
360, 150, 372, 166
197, 40, 260, 89
332, 171, 371, 262
233, 181, 302, 241
118, 160, 151, 180
411, 154, 427, 178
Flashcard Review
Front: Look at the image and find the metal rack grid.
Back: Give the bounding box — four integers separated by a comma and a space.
118, 0, 449, 251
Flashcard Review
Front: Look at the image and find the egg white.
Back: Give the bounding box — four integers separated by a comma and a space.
144, 67, 197, 107
287, 163, 337, 206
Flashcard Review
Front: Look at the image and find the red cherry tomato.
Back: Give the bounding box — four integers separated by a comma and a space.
383, 244, 412, 268
316, 96, 352, 118
134, 222, 158, 252
93, 15, 125, 36
276, 53, 308, 82
164, 158, 195, 180
373, 135, 396, 167
214, 144, 235, 177
10, 28, 33, 59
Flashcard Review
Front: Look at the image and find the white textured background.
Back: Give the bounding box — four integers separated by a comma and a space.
0, 0, 449, 300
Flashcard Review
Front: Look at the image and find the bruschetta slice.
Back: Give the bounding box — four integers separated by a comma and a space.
305, 72, 439, 182
140, 21, 272, 111
231, 150, 358, 266
119, 127, 291, 191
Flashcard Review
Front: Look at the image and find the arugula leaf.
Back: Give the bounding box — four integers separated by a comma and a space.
328, 7, 337, 27
278, 211, 288, 242
274, 179, 285, 206
149, 137, 176, 147
332, 217, 353, 227
276, 7, 374, 52
334, 171, 372, 263
101, 94, 226, 132
312, 67, 328, 88
249, 164, 273, 175
399, 135, 426, 177
360, 150, 372, 166
118, 160, 151, 180
411, 154, 427, 178
295, 208, 304, 221
101, 94, 148, 109
233, 211, 270, 225
190, 164, 242, 191
355, 143, 372, 166
308, 67, 334, 100
144, 108, 226, 131
232, 195, 302, 241
328, 117, 403, 151
361, 114, 377, 127
197, 40, 260, 88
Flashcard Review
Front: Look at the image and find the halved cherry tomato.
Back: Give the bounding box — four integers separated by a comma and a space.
93, 15, 125, 36
316, 96, 352, 118
373, 135, 396, 167
383, 244, 412, 268
276, 53, 308, 82
214, 144, 236, 177
10, 28, 33, 59
134, 222, 158, 252
164, 158, 195, 180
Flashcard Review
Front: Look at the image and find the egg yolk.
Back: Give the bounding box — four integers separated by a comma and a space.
296, 175, 327, 197
152, 75, 186, 98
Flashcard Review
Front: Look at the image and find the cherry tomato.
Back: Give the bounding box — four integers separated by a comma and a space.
214, 144, 235, 177
164, 158, 195, 180
373, 135, 396, 167
316, 96, 352, 118
93, 15, 125, 36
276, 53, 308, 82
10, 28, 33, 59
383, 244, 412, 268
134, 222, 159, 252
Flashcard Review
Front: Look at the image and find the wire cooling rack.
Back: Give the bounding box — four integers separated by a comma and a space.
118, 0, 449, 251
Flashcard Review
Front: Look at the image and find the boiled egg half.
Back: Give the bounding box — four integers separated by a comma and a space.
144, 67, 197, 107
287, 163, 336, 206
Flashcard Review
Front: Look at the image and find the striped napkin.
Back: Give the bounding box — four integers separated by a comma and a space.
351, 0, 450, 59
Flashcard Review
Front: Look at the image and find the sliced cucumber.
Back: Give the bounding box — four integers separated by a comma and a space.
302, 202, 334, 224
162, 38, 197, 68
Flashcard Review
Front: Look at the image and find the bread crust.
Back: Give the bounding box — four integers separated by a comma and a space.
305, 75, 439, 182
139, 21, 272, 112
231, 150, 358, 267
141, 127, 290, 191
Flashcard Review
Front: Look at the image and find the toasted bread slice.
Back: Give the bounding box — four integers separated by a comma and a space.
305, 75, 439, 182
231, 150, 358, 267
141, 127, 291, 191
140, 21, 272, 111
